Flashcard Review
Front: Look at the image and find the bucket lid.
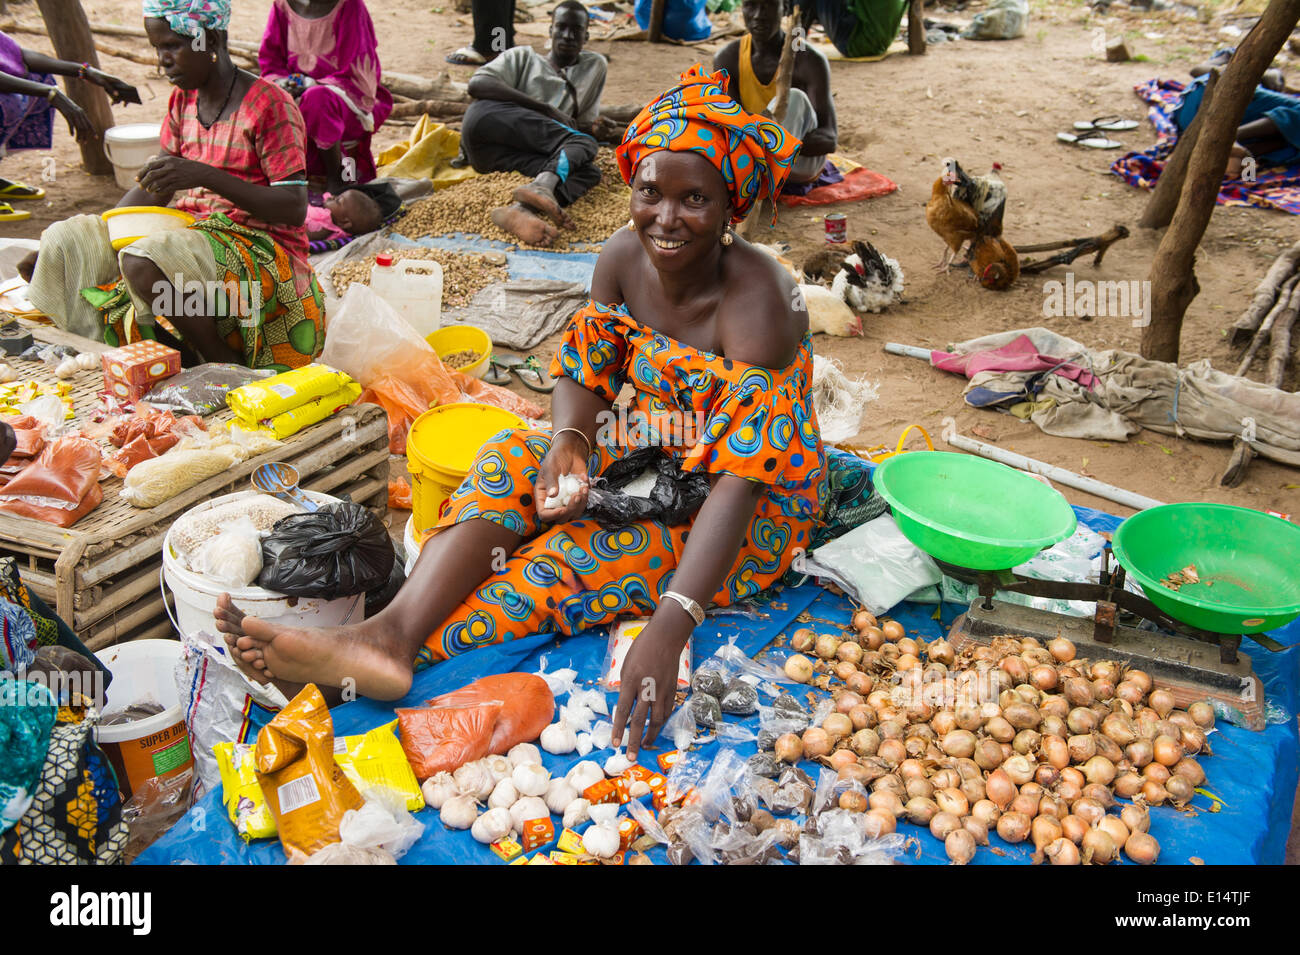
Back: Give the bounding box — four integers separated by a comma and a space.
408, 403, 526, 474
105, 123, 163, 142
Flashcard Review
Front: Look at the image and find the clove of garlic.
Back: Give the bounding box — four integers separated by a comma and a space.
55, 358, 78, 379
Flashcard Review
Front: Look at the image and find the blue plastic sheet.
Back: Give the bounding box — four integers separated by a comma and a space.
378, 233, 599, 288
138, 506, 1300, 865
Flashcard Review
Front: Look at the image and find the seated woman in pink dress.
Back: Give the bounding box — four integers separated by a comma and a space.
257, 0, 392, 192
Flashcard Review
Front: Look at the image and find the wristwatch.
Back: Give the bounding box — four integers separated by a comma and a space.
661, 590, 705, 627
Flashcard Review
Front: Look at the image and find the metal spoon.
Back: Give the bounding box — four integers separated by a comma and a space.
251, 461, 318, 512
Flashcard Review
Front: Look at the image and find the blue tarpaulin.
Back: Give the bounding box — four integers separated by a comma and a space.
138, 506, 1299, 865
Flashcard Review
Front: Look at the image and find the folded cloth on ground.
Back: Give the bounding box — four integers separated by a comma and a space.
441, 279, 588, 350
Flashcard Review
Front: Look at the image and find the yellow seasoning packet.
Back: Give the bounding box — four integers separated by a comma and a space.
226, 363, 353, 421
235, 382, 361, 440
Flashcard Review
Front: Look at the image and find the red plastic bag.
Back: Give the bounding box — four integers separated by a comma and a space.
396, 700, 504, 780
103, 408, 205, 478
388, 475, 412, 510
357, 375, 431, 455
0, 435, 103, 527
1, 414, 46, 459
426, 673, 554, 756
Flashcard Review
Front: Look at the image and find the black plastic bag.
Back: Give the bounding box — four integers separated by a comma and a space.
583, 447, 710, 529
258, 502, 395, 598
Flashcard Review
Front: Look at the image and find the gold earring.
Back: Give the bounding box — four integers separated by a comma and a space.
720, 228, 734, 247
211, 53, 218, 62
627, 218, 637, 232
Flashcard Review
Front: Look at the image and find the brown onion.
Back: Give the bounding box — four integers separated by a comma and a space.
1041, 735, 1070, 770
1063, 677, 1095, 707
828, 749, 858, 773
905, 796, 940, 825
1010, 792, 1041, 817
1148, 688, 1175, 717
1173, 757, 1205, 787
1082, 756, 1117, 786
1040, 714, 1068, 739
833, 661, 857, 682
1012, 729, 1041, 755
896, 637, 919, 658
850, 728, 880, 757
872, 773, 905, 797
1032, 815, 1063, 850
1028, 665, 1059, 692
1179, 727, 1206, 755
945, 828, 977, 865
1060, 766, 1085, 789
1121, 804, 1150, 834
1035, 765, 1060, 789
851, 609, 877, 631
774, 733, 802, 762
802, 727, 833, 758
1124, 831, 1160, 864
1101, 713, 1139, 747
849, 705, 874, 731
1067, 734, 1097, 764
1165, 774, 1194, 806
1113, 772, 1144, 798
839, 763, 878, 786
972, 799, 1001, 827
1140, 779, 1169, 805
1055, 777, 1083, 805
1067, 707, 1098, 736
1002, 755, 1035, 786
1048, 638, 1076, 662
1045, 836, 1080, 865
1082, 827, 1117, 865
1153, 735, 1184, 767
940, 729, 977, 759
877, 719, 905, 740
861, 627, 885, 650
823, 713, 853, 740
999, 656, 1029, 685
882, 620, 905, 641
962, 816, 989, 846
930, 811, 962, 840
1143, 762, 1171, 784
1094, 733, 1124, 764
876, 738, 906, 766
839, 790, 868, 812
1125, 739, 1154, 768
905, 777, 934, 801
790, 628, 816, 653
1097, 814, 1130, 850
960, 776, 986, 806
935, 787, 969, 817
1115, 681, 1146, 706
1061, 814, 1088, 844
1168, 709, 1197, 733
869, 790, 904, 817
927, 640, 955, 666
1072, 796, 1105, 827
996, 812, 1032, 844
846, 671, 872, 695
1004, 702, 1041, 731
865, 808, 897, 836
1038, 793, 1066, 820
985, 769, 1016, 811
1040, 696, 1070, 721
1126, 669, 1153, 695
1188, 701, 1215, 729
986, 716, 1016, 744
815, 634, 841, 660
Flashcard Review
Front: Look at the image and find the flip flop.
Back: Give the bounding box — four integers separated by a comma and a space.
445, 46, 487, 66
1072, 115, 1138, 132
0, 179, 45, 201
494, 352, 555, 393
484, 359, 513, 386
1057, 132, 1122, 149
0, 201, 32, 223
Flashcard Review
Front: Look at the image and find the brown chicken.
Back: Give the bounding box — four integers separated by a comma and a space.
926, 174, 979, 272
969, 235, 1020, 291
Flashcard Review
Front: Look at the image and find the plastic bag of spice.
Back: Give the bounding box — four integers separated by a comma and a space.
395, 700, 503, 781
0, 434, 102, 527
424, 673, 554, 756
254, 683, 365, 858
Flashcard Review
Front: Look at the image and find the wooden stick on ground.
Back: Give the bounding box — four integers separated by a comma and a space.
1017, 225, 1131, 274
1234, 271, 1300, 376
389, 98, 468, 120
909, 0, 927, 55
1229, 239, 1300, 346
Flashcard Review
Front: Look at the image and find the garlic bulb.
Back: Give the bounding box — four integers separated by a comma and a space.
0, 364, 15, 383
512, 762, 550, 797
440, 795, 479, 830
566, 760, 603, 794
484, 754, 513, 783
562, 798, 591, 830
76, 352, 98, 371
582, 823, 620, 859
604, 751, 632, 777
628, 780, 651, 798
55, 358, 78, 379
488, 778, 519, 810
454, 760, 495, 800
544, 778, 578, 814
507, 742, 542, 768
540, 720, 578, 755
509, 796, 549, 833
589, 802, 619, 826
471, 807, 512, 844
421, 772, 459, 809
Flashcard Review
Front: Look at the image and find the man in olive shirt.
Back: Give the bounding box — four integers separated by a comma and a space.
461, 1, 608, 245
802, 0, 908, 59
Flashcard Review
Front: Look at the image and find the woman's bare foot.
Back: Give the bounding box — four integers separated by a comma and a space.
1226, 142, 1250, 180
491, 203, 558, 246
512, 182, 575, 229
213, 593, 414, 700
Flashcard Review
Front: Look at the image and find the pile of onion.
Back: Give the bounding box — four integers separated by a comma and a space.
783, 619, 1217, 866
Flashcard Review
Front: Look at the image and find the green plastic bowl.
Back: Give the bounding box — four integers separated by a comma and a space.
874, 451, 1077, 570
1111, 502, 1300, 635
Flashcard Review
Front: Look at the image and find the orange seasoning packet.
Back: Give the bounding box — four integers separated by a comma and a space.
254, 684, 365, 857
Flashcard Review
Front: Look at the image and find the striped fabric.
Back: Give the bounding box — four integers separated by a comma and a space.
160, 78, 310, 260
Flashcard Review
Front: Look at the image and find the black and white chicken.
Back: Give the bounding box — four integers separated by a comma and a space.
802, 240, 905, 314
944, 157, 1006, 240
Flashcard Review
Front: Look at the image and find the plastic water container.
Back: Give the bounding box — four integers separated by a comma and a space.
369, 253, 443, 337
103, 123, 162, 191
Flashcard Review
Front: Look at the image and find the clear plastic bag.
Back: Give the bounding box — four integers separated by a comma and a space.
143, 363, 273, 416
796, 513, 942, 616
196, 516, 263, 588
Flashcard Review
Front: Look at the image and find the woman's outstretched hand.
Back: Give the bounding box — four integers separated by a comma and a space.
535, 430, 591, 523
611, 617, 688, 760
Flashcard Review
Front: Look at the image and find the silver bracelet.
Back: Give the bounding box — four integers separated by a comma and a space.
661, 590, 705, 626
551, 427, 591, 457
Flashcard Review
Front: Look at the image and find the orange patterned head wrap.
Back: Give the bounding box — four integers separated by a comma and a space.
615, 64, 800, 224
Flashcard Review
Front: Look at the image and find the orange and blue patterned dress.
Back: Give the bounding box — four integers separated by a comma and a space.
415, 301, 828, 667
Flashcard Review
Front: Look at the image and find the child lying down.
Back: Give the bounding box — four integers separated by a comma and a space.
306, 180, 403, 241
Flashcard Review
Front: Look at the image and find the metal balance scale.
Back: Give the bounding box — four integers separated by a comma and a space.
873, 452, 1300, 731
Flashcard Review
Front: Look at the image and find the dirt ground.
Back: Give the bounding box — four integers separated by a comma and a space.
3, 0, 1298, 857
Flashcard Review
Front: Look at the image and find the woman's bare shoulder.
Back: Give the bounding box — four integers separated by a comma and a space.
718, 240, 804, 369
591, 226, 640, 304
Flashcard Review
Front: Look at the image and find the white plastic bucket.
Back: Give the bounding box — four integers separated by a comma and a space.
161, 490, 364, 642
404, 514, 421, 576
103, 123, 162, 191
95, 639, 193, 799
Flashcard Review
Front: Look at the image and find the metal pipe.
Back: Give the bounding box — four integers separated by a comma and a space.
884, 342, 933, 361
945, 433, 1167, 512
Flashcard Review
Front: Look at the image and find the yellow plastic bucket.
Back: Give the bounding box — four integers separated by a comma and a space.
426, 324, 492, 379
407, 403, 526, 534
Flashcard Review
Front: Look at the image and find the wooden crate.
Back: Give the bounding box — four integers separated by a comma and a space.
0, 323, 389, 650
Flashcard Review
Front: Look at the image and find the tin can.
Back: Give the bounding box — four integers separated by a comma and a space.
824, 213, 847, 243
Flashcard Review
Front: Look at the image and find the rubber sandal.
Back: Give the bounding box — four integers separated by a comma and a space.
494, 352, 555, 393
1073, 115, 1138, 132
0, 179, 45, 201
1057, 132, 1122, 149
445, 47, 487, 66
0, 201, 32, 223
483, 359, 513, 386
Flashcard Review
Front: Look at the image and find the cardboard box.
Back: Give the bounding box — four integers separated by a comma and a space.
657, 751, 680, 773
490, 835, 523, 862
521, 816, 555, 852
556, 828, 585, 856
583, 778, 619, 805
617, 817, 642, 851
101, 341, 181, 402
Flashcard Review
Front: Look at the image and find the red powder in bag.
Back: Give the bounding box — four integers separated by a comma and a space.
396, 700, 504, 781
0, 435, 103, 527
426, 673, 554, 756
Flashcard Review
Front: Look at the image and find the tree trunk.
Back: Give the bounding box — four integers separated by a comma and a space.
647, 0, 667, 43
909, 0, 926, 55
1140, 0, 1300, 363
1138, 69, 1218, 230
33, 0, 114, 176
